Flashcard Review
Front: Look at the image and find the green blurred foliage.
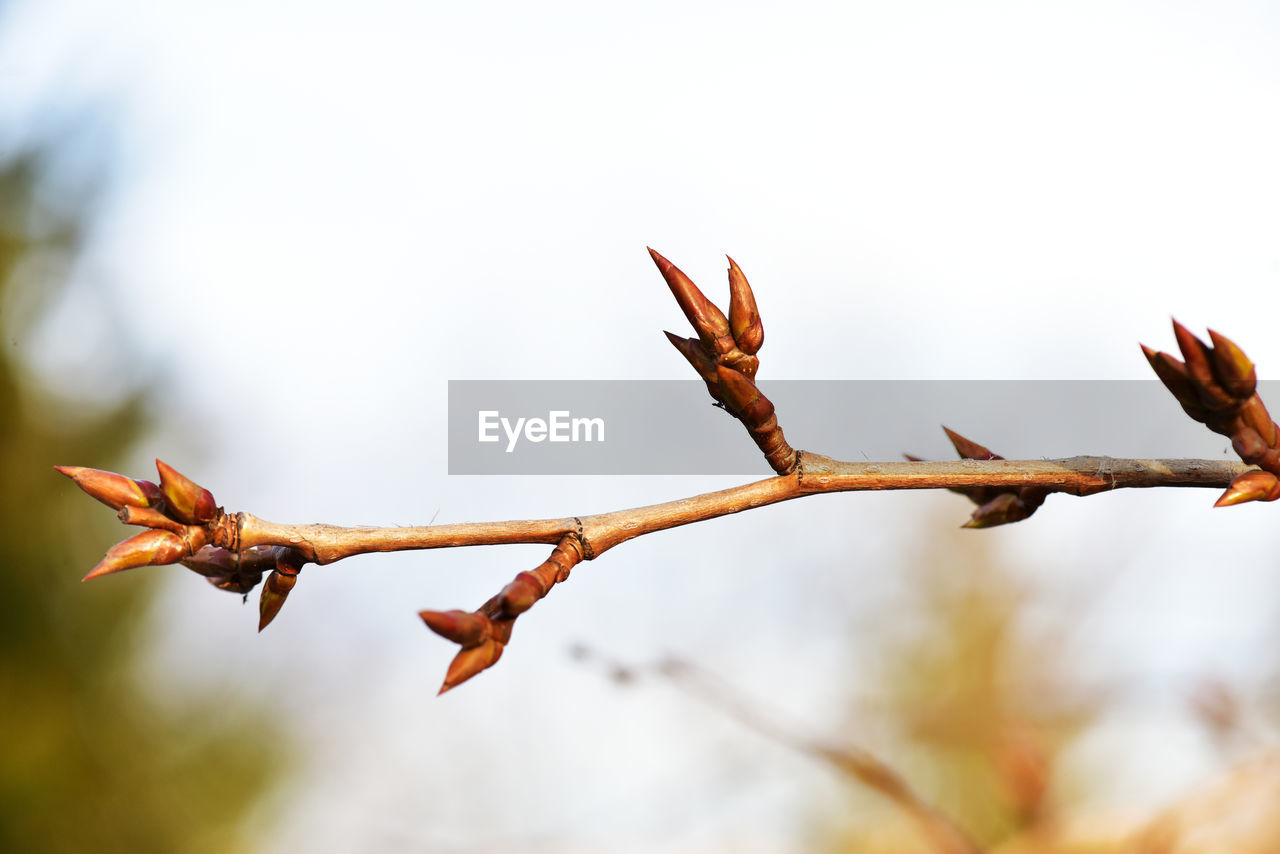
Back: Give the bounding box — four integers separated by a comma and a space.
0, 148, 284, 852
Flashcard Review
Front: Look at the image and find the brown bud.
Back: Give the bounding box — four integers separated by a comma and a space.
1206, 329, 1257, 399
663, 331, 719, 387
1232, 428, 1269, 466
1215, 470, 1280, 507
647, 247, 732, 350
55, 466, 162, 510
258, 569, 298, 631
715, 365, 769, 419
498, 572, 546, 616
155, 459, 218, 524
1143, 346, 1210, 421
942, 427, 1002, 461
420, 609, 489, 647
83, 529, 186, 581
1237, 396, 1278, 447
117, 504, 188, 535
439, 638, 504, 694
962, 493, 1028, 528
1172, 321, 1235, 411
726, 255, 763, 355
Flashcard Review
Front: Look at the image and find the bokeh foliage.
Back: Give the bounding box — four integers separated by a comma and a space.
0, 145, 284, 852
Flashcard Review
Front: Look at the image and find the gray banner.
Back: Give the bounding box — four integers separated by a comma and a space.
447, 380, 1261, 475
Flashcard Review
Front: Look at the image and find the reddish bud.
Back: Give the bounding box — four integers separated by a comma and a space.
117, 505, 188, 535
155, 460, 218, 524
55, 466, 162, 511
1207, 329, 1257, 399
498, 572, 545, 616
258, 569, 297, 631
1172, 321, 1234, 411
942, 427, 1002, 461
647, 247, 732, 350
84, 529, 186, 581
1238, 396, 1279, 448
726, 255, 763, 356
1143, 346, 1210, 421
663, 331, 720, 387
419, 609, 488, 647
1215, 470, 1280, 507
962, 493, 1029, 528
716, 365, 769, 419
439, 638, 504, 694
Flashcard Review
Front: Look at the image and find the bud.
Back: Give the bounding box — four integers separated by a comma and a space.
438, 638, 504, 694
419, 609, 488, 647
663, 331, 719, 387
715, 365, 771, 420
1206, 329, 1257, 399
942, 427, 1002, 461
647, 247, 732, 350
182, 546, 273, 593
55, 466, 162, 510
1215, 470, 1280, 507
498, 572, 545, 617
257, 569, 297, 631
726, 255, 763, 355
1142, 346, 1210, 421
155, 459, 218, 524
1237, 396, 1278, 448
117, 504, 188, 535
83, 529, 186, 581
962, 493, 1029, 528
1172, 321, 1234, 411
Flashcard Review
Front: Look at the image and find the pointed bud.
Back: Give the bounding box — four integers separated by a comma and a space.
258, 569, 297, 631
663, 331, 719, 386
1172, 321, 1234, 411
83, 529, 186, 581
1238, 396, 1278, 448
419, 609, 488, 647
1206, 329, 1257, 399
1143, 347, 1210, 421
156, 460, 218, 524
962, 493, 1028, 528
1215, 470, 1280, 507
117, 505, 188, 535
647, 247, 732, 349
942, 427, 1002, 461
182, 546, 266, 593
726, 256, 763, 355
55, 466, 162, 510
498, 572, 546, 616
715, 365, 772, 422
438, 638, 504, 694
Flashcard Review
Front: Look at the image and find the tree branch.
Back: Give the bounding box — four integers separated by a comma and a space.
54, 247, 1280, 693
235, 455, 1249, 564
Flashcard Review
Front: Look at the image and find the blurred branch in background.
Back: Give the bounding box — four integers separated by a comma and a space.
579, 513, 1280, 853
0, 102, 288, 854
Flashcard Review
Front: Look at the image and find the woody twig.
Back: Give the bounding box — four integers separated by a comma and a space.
55, 249, 1274, 693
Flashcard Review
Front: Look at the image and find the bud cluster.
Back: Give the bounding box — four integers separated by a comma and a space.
56, 460, 310, 627
648, 248, 796, 475
1143, 321, 1280, 506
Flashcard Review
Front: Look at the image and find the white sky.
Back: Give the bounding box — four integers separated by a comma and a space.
6, 1, 1280, 850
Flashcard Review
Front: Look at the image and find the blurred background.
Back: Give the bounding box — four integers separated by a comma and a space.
2, 1, 1279, 851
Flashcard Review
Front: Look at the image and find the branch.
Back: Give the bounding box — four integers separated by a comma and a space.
53, 248, 1280, 693
574, 647, 983, 854
235, 455, 1247, 564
